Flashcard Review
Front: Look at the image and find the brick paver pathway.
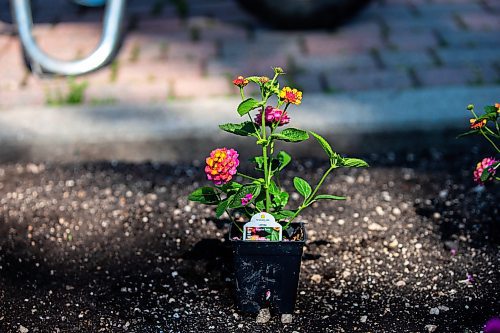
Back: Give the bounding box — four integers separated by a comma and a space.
0, 0, 499, 109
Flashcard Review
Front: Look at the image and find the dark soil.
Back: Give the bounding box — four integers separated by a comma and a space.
0, 133, 499, 332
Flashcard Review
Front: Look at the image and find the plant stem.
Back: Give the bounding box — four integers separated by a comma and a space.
283, 165, 335, 229
215, 191, 243, 233
237, 172, 258, 181
239, 87, 245, 100
261, 106, 271, 212
226, 209, 243, 233
480, 129, 500, 152
305, 166, 335, 206
258, 72, 281, 213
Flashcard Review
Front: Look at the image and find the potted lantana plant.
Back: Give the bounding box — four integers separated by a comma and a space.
460, 103, 499, 185
188, 67, 368, 315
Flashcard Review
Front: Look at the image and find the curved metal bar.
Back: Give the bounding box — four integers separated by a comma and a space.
11, 0, 125, 75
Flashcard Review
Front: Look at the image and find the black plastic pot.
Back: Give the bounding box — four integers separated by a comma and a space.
229, 222, 307, 314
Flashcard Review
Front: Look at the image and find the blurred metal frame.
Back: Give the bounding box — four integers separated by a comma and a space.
11, 0, 125, 75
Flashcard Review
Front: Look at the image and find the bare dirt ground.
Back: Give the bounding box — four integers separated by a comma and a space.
0, 131, 498, 332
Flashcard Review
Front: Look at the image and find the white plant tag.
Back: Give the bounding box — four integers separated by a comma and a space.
243, 212, 282, 241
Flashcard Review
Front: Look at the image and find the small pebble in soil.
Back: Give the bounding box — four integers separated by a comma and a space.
256, 308, 271, 324
430, 308, 440, 315
395, 280, 406, 287
311, 274, 322, 284
368, 222, 386, 231
281, 314, 293, 324
19, 325, 29, 333
425, 324, 438, 332
360, 315, 367, 323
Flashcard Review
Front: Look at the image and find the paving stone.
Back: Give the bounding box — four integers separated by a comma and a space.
304, 32, 383, 56
188, 18, 248, 42
385, 17, 460, 32
415, 65, 499, 87
379, 50, 435, 69
0, 85, 45, 110
137, 18, 186, 34
387, 31, 439, 50
293, 54, 377, 72
221, 39, 300, 59
116, 61, 202, 84
291, 72, 324, 93
0, 40, 30, 90
117, 34, 166, 63
85, 82, 170, 104
375, 4, 417, 20
1, 0, 499, 107
188, 2, 255, 23
172, 76, 231, 98
166, 40, 217, 61
439, 31, 500, 48
459, 12, 500, 31
206, 55, 289, 77
325, 69, 413, 92
414, 3, 484, 16
35, 28, 101, 61
437, 48, 500, 66
0, 35, 13, 54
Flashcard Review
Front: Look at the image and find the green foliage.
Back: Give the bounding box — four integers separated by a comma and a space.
277, 151, 291, 171
219, 122, 258, 137
313, 194, 346, 201
188, 187, 219, 205
342, 158, 369, 168
228, 185, 261, 208
215, 199, 231, 218
46, 78, 88, 106
293, 177, 312, 199
237, 98, 262, 116
271, 128, 309, 142
459, 102, 499, 186
188, 67, 371, 230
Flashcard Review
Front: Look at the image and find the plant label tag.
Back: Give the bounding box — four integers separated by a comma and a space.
243, 212, 282, 241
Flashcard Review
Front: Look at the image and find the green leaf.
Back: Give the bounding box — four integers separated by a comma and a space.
255, 199, 265, 211
271, 128, 309, 143
277, 151, 291, 171
484, 105, 498, 114
215, 198, 231, 218
250, 156, 266, 171
188, 187, 219, 205
293, 177, 312, 199
237, 98, 262, 116
245, 76, 261, 84
228, 184, 261, 208
275, 191, 289, 208
310, 131, 334, 159
269, 181, 280, 196
457, 129, 479, 138
219, 181, 242, 194
219, 122, 258, 137
270, 229, 280, 241
272, 210, 296, 221
314, 194, 346, 201
342, 158, 369, 168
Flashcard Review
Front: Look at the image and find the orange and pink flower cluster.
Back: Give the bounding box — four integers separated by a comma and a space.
473, 157, 498, 185
205, 148, 239, 185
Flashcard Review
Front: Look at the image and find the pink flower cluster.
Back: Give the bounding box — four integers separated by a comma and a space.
255, 106, 290, 127
205, 148, 239, 185
473, 157, 498, 185
241, 193, 253, 206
